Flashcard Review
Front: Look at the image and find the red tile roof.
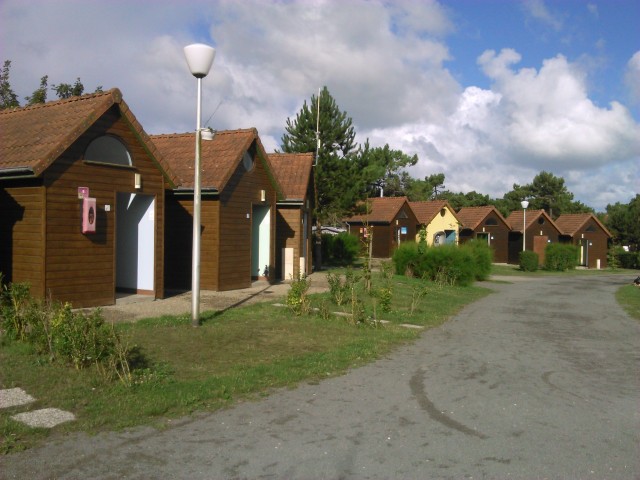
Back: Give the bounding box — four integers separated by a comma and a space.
151, 128, 281, 196
506, 209, 560, 233
456, 206, 509, 230
346, 196, 410, 223
554, 213, 612, 237
0, 88, 178, 185
410, 200, 460, 225
268, 153, 313, 201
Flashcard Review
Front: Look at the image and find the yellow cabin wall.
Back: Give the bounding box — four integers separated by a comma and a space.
417, 207, 460, 245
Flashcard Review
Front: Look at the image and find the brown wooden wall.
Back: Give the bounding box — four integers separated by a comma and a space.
37, 107, 167, 308
572, 219, 609, 268
0, 184, 46, 298
218, 146, 277, 291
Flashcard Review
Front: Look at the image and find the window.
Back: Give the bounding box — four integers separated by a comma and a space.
485, 218, 498, 226
538, 217, 545, 225
242, 151, 255, 171
85, 135, 132, 166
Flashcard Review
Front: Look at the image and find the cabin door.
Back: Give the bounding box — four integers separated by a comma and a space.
116, 193, 155, 295
476, 232, 490, 245
533, 235, 548, 266
251, 205, 271, 279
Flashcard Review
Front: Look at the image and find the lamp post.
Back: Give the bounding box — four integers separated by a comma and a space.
184, 43, 216, 326
521, 200, 529, 252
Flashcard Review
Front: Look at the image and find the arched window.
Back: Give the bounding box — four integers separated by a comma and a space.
85, 135, 132, 166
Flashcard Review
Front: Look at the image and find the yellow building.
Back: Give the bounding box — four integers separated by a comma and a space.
410, 200, 460, 246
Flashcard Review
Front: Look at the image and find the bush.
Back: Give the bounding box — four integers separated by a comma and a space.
615, 250, 640, 269
519, 251, 539, 271
321, 232, 360, 265
286, 273, 311, 315
417, 244, 476, 286
463, 240, 493, 281
545, 243, 578, 271
392, 242, 420, 276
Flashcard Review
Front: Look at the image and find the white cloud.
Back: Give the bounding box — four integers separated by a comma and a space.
1, 0, 637, 211
625, 51, 640, 104
523, 0, 563, 31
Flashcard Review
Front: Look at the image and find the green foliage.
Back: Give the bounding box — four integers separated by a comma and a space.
1, 281, 32, 341
519, 251, 539, 271
417, 244, 476, 287
544, 243, 578, 271
322, 232, 360, 265
0, 60, 19, 109
327, 272, 349, 305
286, 274, 311, 316
392, 242, 420, 276
25, 75, 48, 105
51, 77, 85, 99
611, 249, 640, 269
606, 194, 640, 251
465, 240, 493, 281
360, 142, 418, 198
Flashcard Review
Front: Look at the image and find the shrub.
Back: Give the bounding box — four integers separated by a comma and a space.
417, 244, 476, 286
519, 251, 539, 271
392, 242, 420, 276
463, 240, 493, 281
286, 273, 311, 315
545, 243, 578, 271
615, 250, 640, 269
332, 232, 360, 264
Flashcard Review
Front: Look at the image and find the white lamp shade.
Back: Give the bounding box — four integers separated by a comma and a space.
184, 43, 216, 78
521, 200, 529, 209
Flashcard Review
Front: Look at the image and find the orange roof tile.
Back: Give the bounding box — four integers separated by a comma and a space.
506, 209, 560, 233
151, 128, 281, 196
0, 88, 178, 186
554, 213, 612, 237
269, 153, 313, 201
456, 206, 509, 230
410, 200, 460, 225
346, 196, 410, 223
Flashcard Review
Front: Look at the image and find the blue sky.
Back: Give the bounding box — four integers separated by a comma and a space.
1, 0, 638, 211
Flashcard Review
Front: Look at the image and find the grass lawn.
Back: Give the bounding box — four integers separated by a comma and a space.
490, 263, 635, 277
0, 272, 490, 454
616, 284, 640, 321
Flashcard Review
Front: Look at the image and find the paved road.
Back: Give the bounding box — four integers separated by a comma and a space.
2, 274, 639, 479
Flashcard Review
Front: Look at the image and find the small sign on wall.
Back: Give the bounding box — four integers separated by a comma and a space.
82, 197, 97, 234
78, 186, 89, 199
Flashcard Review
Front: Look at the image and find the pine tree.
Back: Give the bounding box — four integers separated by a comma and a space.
0, 60, 20, 109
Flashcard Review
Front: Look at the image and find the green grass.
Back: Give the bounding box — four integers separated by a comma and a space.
0, 273, 491, 454
490, 263, 635, 277
616, 284, 640, 321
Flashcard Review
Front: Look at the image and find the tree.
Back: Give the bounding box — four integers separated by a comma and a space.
360, 142, 417, 197
281, 87, 368, 269
0, 60, 19, 109
606, 195, 640, 251
500, 171, 592, 218
52, 78, 85, 99
281, 86, 361, 222
25, 75, 49, 105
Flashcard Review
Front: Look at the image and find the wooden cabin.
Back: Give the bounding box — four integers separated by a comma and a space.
456, 206, 511, 263
152, 129, 282, 292
555, 213, 612, 268
409, 200, 460, 246
506, 209, 562, 265
344, 197, 418, 258
0, 89, 178, 308
269, 153, 314, 280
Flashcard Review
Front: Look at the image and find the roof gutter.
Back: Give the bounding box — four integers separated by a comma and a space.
0, 167, 36, 180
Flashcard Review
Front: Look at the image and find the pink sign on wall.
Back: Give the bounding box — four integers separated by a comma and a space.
82, 197, 97, 234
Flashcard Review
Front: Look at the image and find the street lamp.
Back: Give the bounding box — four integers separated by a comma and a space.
521, 200, 529, 252
184, 43, 216, 326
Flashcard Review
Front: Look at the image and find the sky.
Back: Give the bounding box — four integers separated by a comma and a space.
1, 0, 638, 212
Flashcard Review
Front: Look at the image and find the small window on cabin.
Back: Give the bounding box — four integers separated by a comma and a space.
586, 225, 596, 232
538, 217, 545, 225
85, 135, 132, 166
242, 151, 255, 171
398, 209, 408, 219
485, 218, 498, 226
440, 208, 446, 217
